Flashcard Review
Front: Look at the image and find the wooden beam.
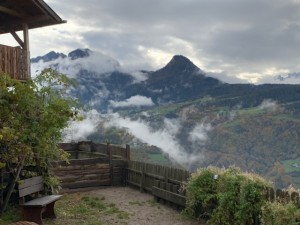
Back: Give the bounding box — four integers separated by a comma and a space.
9, 29, 24, 48
23, 23, 31, 77
0, 6, 24, 18
23, 24, 29, 51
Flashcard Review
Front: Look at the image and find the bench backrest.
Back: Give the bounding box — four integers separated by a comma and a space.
18, 176, 44, 198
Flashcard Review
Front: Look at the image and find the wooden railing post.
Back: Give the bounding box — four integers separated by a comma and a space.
107, 143, 114, 186
126, 144, 130, 161
124, 145, 130, 187
140, 163, 145, 192
22, 24, 30, 78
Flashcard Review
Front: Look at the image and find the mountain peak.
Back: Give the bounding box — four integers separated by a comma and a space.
31, 51, 66, 63
169, 55, 193, 64
68, 48, 92, 60
161, 55, 200, 74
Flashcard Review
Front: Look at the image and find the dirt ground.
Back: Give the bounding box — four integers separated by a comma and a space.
83, 186, 203, 225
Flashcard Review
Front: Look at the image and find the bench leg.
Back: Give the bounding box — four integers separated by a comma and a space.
22, 206, 45, 225
42, 201, 57, 219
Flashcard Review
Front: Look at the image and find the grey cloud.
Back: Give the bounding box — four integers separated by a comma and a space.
107, 113, 205, 168
258, 100, 278, 111
109, 95, 154, 108
29, 0, 300, 83
63, 110, 102, 142
207, 72, 248, 84
31, 51, 120, 77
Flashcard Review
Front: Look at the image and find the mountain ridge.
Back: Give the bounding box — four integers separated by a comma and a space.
31, 49, 300, 112
32, 48, 300, 188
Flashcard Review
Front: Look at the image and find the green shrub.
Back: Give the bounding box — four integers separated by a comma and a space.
44, 175, 62, 194
261, 202, 300, 225
209, 168, 269, 225
184, 166, 272, 225
183, 167, 221, 219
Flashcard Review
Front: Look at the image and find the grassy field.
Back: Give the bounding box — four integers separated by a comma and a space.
148, 153, 169, 163
282, 158, 300, 188
282, 158, 300, 173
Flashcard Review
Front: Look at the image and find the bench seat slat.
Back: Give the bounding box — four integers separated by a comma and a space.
22, 195, 62, 207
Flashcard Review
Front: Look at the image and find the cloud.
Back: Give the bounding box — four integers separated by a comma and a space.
256, 72, 300, 84
106, 114, 188, 164
164, 118, 181, 136
18, 0, 300, 83
258, 100, 278, 111
61, 106, 210, 169
31, 50, 120, 78
207, 71, 248, 84
63, 109, 102, 142
103, 113, 208, 169
189, 123, 212, 145
109, 95, 154, 108
126, 71, 148, 83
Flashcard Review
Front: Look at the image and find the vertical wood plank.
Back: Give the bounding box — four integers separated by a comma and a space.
109, 145, 114, 186
0, 44, 29, 80
140, 163, 145, 192
126, 144, 130, 161
23, 23, 30, 78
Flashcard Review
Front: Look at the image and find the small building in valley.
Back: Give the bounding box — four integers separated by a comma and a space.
0, 0, 65, 81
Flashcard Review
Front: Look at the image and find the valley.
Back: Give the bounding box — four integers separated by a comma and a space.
32, 49, 300, 188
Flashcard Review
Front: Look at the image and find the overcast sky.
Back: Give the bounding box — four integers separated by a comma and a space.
1, 0, 300, 83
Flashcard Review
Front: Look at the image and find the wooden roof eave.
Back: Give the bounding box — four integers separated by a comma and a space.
31, 0, 61, 22
0, 0, 66, 35
0, 0, 66, 81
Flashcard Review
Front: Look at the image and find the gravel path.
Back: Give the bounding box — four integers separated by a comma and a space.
88, 187, 202, 225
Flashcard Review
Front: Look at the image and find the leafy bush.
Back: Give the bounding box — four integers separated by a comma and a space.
184, 166, 272, 224
261, 202, 300, 225
0, 69, 78, 211
183, 167, 221, 219
44, 175, 62, 194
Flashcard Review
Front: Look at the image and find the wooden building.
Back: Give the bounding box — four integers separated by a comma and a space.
0, 0, 65, 81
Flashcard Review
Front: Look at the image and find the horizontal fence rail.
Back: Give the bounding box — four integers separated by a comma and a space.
59, 142, 130, 160
0, 44, 29, 80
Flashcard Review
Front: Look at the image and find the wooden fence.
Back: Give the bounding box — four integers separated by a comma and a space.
0, 44, 29, 81
16, 141, 300, 208
53, 141, 300, 208
126, 161, 300, 209
127, 161, 190, 207
59, 141, 130, 160
266, 187, 300, 207
51, 142, 130, 189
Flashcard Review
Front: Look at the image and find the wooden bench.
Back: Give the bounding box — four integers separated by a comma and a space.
18, 176, 62, 225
